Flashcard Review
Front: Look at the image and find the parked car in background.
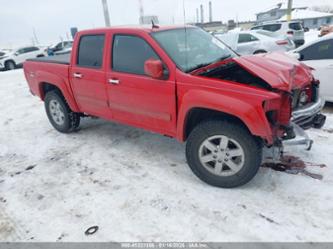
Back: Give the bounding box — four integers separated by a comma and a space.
54, 46, 72, 55
0, 46, 45, 71
47, 41, 73, 56
251, 21, 305, 47
215, 30, 295, 55
253, 29, 295, 46
289, 33, 333, 102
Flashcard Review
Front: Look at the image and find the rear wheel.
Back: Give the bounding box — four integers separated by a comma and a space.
44, 90, 80, 133
5, 61, 15, 70
186, 120, 262, 188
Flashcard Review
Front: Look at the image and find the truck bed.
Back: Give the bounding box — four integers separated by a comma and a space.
27, 54, 70, 65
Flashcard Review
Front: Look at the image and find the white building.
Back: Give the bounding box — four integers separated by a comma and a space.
256, 2, 306, 23
279, 9, 333, 29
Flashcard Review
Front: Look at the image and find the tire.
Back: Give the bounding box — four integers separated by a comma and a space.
186, 120, 262, 188
5, 61, 16, 70
253, 50, 267, 55
44, 90, 80, 133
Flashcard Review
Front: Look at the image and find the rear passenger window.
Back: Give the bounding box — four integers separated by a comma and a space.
251, 26, 262, 30
77, 35, 105, 68
262, 24, 281, 32
25, 47, 39, 52
289, 22, 302, 30
238, 34, 258, 43
112, 35, 159, 75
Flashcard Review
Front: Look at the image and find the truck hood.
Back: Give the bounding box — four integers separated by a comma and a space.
232, 52, 313, 92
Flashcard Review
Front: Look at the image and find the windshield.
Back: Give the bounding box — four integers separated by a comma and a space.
152, 27, 237, 73
289, 22, 303, 31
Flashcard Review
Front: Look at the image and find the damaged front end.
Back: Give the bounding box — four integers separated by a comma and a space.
195, 52, 326, 163
234, 53, 326, 153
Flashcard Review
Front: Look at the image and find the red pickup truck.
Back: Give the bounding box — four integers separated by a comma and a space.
24, 26, 326, 188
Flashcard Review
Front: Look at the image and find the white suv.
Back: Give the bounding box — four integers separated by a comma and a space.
0, 46, 45, 71
251, 21, 305, 47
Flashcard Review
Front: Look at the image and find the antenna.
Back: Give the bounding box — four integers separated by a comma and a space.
151, 20, 159, 29
182, 0, 188, 71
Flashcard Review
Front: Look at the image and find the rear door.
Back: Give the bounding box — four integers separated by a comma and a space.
105, 33, 177, 136
300, 39, 333, 101
70, 33, 110, 117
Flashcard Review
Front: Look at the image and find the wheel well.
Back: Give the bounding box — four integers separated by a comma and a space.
40, 82, 62, 100
184, 108, 253, 141
5, 60, 16, 66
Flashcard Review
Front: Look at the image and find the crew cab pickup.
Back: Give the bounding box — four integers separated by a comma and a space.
23, 26, 326, 188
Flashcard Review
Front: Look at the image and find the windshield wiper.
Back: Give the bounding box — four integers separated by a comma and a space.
186, 54, 232, 73
186, 62, 212, 73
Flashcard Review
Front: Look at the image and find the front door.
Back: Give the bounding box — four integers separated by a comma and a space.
106, 33, 177, 136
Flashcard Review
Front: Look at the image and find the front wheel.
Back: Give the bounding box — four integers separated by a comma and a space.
5, 61, 16, 70
44, 90, 80, 133
186, 120, 262, 188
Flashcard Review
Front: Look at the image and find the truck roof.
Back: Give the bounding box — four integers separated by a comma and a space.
77, 25, 195, 35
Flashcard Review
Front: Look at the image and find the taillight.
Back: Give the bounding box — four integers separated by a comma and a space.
287, 30, 294, 35
276, 40, 289, 45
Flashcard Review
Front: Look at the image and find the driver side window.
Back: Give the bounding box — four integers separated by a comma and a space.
300, 40, 333, 60
112, 35, 160, 75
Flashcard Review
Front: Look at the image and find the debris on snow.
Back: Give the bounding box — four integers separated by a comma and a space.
262, 155, 326, 180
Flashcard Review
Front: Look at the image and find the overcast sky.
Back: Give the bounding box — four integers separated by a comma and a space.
0, 0, 332, 48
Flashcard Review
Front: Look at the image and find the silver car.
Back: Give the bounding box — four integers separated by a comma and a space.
215, 30, 295, 56
251, 21, 305, 47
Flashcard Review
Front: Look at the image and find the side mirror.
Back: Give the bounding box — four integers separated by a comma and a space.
144, 59, 164, 79
14, 52, 19, 56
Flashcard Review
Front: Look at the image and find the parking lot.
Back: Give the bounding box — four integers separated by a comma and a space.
0, 69, 333, 242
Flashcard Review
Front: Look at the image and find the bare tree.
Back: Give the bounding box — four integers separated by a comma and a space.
311, 5, 333, 13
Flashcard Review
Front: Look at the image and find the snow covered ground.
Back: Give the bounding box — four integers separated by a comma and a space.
0, 69, 333, 242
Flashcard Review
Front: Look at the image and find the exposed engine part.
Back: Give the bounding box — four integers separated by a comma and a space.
200, 62, 272, 90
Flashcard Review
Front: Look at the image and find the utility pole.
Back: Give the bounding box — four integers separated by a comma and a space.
200, 4, 204, 23
209, 1, 213, 23
32, 28, 39, 45
138, 0, 144, 24
287, 0, 293, 21
101, 0, 111, 27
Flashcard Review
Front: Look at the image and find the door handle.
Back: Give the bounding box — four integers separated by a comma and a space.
73, 73, 83, 79
108, 79, 120, 85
